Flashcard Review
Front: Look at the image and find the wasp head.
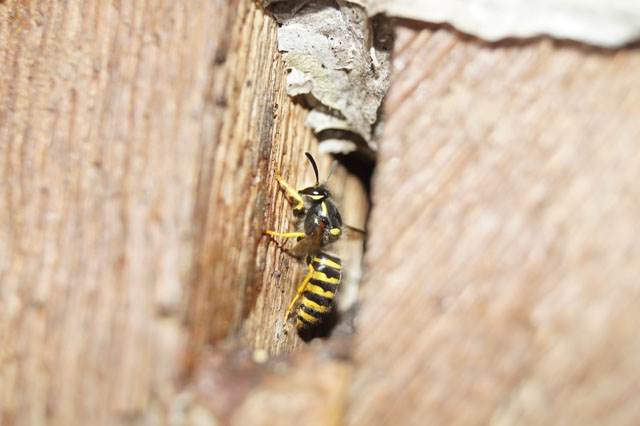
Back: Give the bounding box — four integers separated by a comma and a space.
299, 185, 331, 201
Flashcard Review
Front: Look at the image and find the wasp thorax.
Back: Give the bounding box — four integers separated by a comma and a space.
304, 194, 343, 247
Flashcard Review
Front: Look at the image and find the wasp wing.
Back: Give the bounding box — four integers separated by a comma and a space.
288, 222, 325, 258
342, 225, 365, 241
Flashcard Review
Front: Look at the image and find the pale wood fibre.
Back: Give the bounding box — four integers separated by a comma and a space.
347, 23, 640, 426
0, 0, 368, 424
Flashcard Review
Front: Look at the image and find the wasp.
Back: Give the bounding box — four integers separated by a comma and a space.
264, 152, 360, 330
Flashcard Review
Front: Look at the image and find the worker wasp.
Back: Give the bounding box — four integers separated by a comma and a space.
264, 152, 363, 331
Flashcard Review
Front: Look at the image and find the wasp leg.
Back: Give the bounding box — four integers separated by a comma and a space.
263, 230, 305, 238
262, 232, 305, 259
275, 172, 305, 213
283, 263, 314, 325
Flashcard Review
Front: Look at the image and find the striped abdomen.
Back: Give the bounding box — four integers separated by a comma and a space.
296, 253, 342, 329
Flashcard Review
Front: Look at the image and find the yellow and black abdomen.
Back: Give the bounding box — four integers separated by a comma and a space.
296, 253, 342, 329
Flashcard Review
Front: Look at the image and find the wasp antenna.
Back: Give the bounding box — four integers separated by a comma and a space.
305, 152, 320, 185
324, 160, 338, 184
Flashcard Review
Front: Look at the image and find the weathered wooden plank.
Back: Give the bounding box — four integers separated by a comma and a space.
346, 22, 640, 426
0, 1, 237, 423
0, 0, 371, 424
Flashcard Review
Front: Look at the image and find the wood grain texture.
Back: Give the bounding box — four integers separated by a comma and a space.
9, 1, 637, 425
0, 0, 368, 424
346, 22, 640, 426
1, 1, 224, 422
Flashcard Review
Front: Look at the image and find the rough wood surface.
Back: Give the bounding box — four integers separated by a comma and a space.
5, 1, 638, 425
192, 18, 640, 426
346, 22, 640, 426
0, 0, 368, 424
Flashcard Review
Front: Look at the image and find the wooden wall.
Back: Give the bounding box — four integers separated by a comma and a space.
2, 1, 639, 425
347, 22, 640, 425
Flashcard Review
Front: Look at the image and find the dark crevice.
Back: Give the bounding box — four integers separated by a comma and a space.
261, 0, 392, 344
